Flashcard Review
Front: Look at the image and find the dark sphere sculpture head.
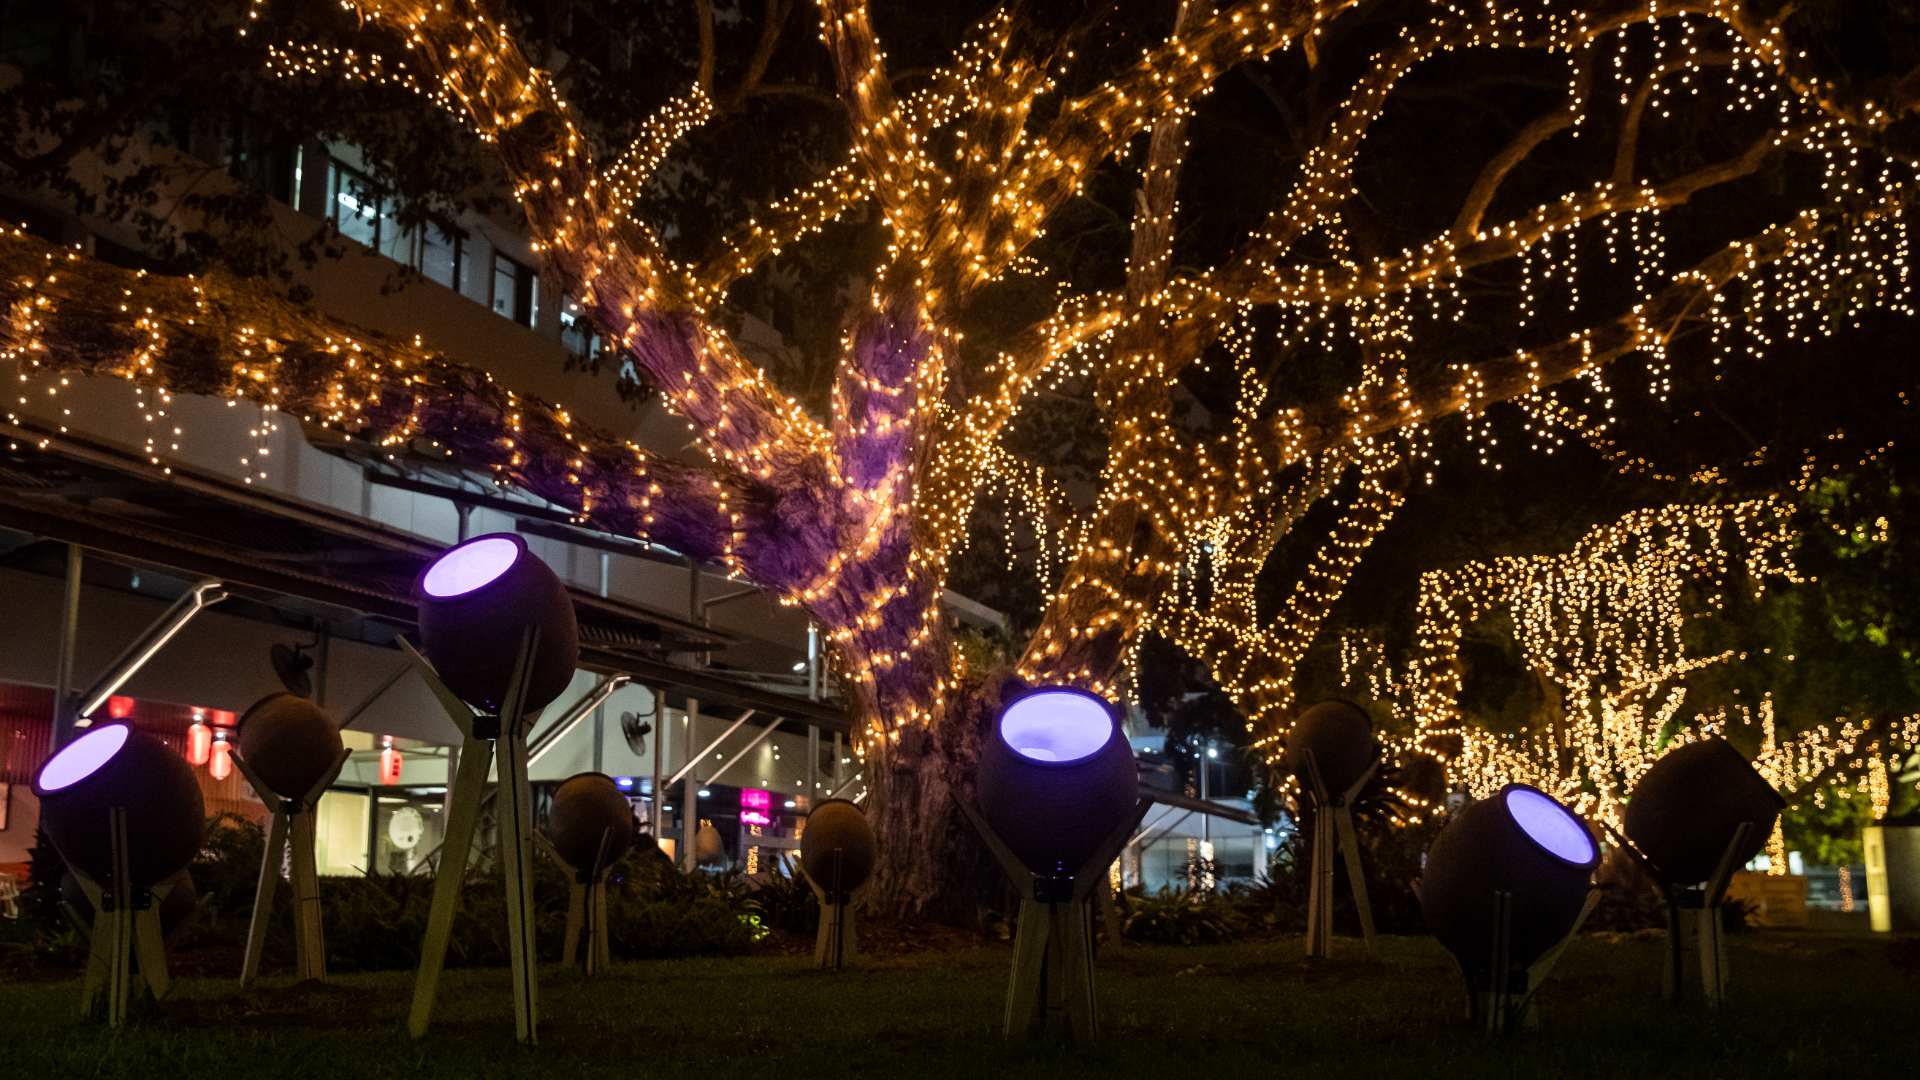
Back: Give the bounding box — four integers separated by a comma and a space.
1624, 737, 1783, 884
1420, 784, 1598, 979
1284, 700, 1377, 796
801, 799, 876, 897
237, 692, 343, 799
977, 686, 1138, 877
416, 533, 579, 715
34, 724, 205, 890
548, 772, 634, 869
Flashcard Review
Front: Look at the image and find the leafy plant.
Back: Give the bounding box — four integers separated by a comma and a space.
743, 856, 820, 937
1119, 887, 1247, 946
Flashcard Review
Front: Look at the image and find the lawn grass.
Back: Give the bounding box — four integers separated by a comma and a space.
1, 931, 1911, 1078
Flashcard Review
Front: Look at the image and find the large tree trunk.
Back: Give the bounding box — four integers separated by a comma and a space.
860, 676, 1004, 922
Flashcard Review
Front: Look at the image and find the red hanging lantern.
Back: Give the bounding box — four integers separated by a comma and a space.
378, 740, 404, 786
107, 695, 135, 720
208, 733, 233, 781
186, 718, 213, 767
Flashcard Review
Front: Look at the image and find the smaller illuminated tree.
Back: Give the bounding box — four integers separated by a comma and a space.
1328, 497, 1920, 833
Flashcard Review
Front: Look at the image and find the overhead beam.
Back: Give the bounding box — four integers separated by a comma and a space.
75, 579, 228, 724
664, 709, 756, 789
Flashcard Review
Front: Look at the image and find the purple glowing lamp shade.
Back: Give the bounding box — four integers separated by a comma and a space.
414, 532, 581, 715
421, 536, 521, 598
999, 688, 1116, 763
32, 723, 205, 890
1503, 786, 1598, 867
34, 724, 131, 795
979, 685, 1137, 876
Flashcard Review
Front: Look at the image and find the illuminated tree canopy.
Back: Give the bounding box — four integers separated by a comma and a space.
7, 0, 1920, 911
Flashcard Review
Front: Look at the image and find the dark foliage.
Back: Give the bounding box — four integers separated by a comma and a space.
4, 812, 773, 975
1119, 885, 1247, 947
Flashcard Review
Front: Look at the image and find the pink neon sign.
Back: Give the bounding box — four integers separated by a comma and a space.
740, 788, 773, 827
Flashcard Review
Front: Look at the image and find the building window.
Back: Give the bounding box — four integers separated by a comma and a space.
491, 252, 539, 328
560, 296, 606, 361
326, 159, 398, 254
416, 227, 469, 294
222, 116, 297, 205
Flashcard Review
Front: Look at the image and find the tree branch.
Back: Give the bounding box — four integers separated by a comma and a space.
1269, 208, 1838, 462
1612, 51, 1735, 188
0, 228, 768, 566
1453, 49, 1594, 239
957, 0, 1356, 294
339, 0, 833, 480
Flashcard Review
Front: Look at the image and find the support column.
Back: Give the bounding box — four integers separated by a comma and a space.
681, 698, 700, 870
591, 701, 605, 774
52, 545, 83, 748
807, 622, 821, 700
806, 726, 820, 805
649, 689, 665, 832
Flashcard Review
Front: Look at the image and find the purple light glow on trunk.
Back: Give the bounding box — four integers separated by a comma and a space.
1504, 786, 1597, 866
36, 724, 130, 793
422, 536, 520, 598
999, 689, 1115, 764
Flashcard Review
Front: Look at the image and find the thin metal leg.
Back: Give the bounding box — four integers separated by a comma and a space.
1307, 809, 1335, 957
591, 880, 611, 973
1063, 900, 1098, 1042
107, 808, 135, 1027
134, 906, 170, 1000
498, 726, 539, 1044
563, 881, 586, 969
290, 809, 325, 981
1332, 806, 1377, 954
408, 735, 493, 1039
241, 810, 290, 987
1480, 890, 1516, 1033
1006, 898, 1049, 1039
80, 904, 110, 1016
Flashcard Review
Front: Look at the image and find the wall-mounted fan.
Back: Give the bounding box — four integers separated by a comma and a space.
270, 642, 316, 698
620, 710, 654, 755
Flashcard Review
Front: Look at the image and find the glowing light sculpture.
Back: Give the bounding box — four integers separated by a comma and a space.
1623, 737, 1783, 1006
232, 692, 350, 986
963, 686, 1148, 1042
1419, 784, 1599, 1033
798, 798, 876, 969
542, 772, 634, 976
417, 533, 579, 714
404, 533, 580, 1044
1285, 700, 1381, 959
32, 723, 205, 1025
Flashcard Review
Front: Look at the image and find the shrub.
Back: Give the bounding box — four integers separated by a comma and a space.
1120, 887, 1247, 946
6, 813, 775, 975
742, 856, 819, 937
1234, 811, 1440, 936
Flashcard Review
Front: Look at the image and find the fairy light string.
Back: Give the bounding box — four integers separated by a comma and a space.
11, 0, 1917, 774
1323, 496, 1919, 831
